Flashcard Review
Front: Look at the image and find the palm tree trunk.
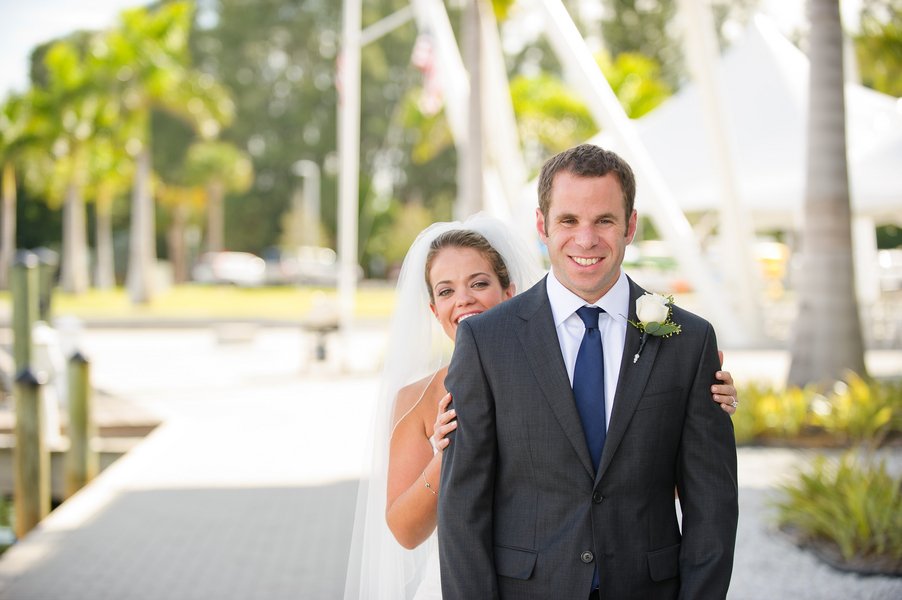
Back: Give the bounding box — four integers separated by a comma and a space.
60, 181, 90, 294
206, 180, 224, 253
94, 186, 116, 289
168, 203, 188, 284
787, 0, 867, 387
0, 162, 16, 290
127, 147, 155, 303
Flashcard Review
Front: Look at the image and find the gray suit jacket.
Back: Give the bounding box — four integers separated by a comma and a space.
438, 276, 738, 600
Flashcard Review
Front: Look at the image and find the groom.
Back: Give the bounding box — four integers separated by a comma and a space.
438, 144, 738, 599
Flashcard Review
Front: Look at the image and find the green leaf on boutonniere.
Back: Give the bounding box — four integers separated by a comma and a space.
644, 322, 661, 334
654, 323, 681, 337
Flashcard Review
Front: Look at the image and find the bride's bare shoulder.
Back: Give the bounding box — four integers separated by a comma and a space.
393, 369, 448, 430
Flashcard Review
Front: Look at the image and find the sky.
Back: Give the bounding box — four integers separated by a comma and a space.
0, 0, 153, 100
0, 0, 866, 101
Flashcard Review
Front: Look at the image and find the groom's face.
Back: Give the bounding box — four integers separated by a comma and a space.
536, 171, 637, 303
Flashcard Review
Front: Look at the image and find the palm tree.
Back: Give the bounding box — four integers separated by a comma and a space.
787, 0, 867, 386
103, 2, 234, 303
0, 94, 33, 290
184, 141, 253, 253
84, 133, 133, 289
36, 40, 110, 295
157, 183, 204, 284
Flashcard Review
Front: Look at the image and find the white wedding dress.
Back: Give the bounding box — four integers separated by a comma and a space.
412, 439, 443, 600
412, 536, 443, 600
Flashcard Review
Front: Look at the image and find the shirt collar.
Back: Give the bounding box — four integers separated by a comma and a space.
546, 267, 630, 329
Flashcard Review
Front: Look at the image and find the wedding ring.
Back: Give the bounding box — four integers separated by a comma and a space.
731, 400, 738, 408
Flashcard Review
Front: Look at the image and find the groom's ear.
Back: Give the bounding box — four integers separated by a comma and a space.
625, 209, 638, 244
536, 208, 548, 243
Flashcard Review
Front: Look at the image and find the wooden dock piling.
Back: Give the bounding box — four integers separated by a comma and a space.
11, 251, 39, 371
65, 351, 97, 499
14, 368, 50, 539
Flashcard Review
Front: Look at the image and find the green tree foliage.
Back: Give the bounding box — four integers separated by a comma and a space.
191, 0, 344, 254
184, 140, 254, 252
598, 51, 673, 118
195, 0, 462, 260
856, 0, 902, 97
0, 92, 44, 289
364, 201, 436, 268
599, 0, 759, 88
509, 51, 672, 169
601, 0, 683, 87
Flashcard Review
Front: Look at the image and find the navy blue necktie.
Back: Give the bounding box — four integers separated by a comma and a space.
573, 306, 606, 473
574, 306, 606, 595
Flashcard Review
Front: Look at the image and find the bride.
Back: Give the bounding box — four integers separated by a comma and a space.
343, 214, 739, 599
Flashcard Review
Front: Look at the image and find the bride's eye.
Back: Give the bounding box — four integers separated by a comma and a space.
437, 288, 453, 297
472, 281, 489, 289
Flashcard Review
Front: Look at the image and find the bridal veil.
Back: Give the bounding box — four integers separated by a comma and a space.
343, 213, 543, 599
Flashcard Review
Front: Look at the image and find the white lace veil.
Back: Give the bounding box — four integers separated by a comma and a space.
344, 213, 544, 600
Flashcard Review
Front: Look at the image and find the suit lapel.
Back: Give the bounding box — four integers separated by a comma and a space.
596, 278, 659, 481
516, 278, 596, 478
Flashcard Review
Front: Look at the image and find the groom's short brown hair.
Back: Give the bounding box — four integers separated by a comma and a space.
537, 144, 636, 230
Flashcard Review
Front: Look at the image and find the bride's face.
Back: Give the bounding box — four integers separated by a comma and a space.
428, 247, 515, 341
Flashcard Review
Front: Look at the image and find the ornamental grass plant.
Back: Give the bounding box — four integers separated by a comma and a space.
772, 450, 902, 573
732, 375, 902, 446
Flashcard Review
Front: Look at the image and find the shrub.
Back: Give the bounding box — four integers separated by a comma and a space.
734, 375, 902, 446
731, 382, 814, 444
771, 450, 902, 568
812, 374, 895, 446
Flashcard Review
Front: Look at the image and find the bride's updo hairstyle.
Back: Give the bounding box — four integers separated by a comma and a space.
424, 230, 511, 303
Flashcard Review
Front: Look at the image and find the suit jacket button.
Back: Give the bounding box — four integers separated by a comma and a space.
592, 492, 603, 503
581, 551, 594, 563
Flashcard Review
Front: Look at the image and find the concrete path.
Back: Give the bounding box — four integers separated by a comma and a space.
0, 327, 898, 599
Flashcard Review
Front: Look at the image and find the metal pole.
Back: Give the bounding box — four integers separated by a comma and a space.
338, 0, 362, 371
676, 0, 765, 344
410, 0, 471, 212
457, 0, 484, 220
14, 367, 50, 538
293, 160, 321, 248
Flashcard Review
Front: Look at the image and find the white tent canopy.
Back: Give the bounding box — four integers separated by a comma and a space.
592, 15, 902, 230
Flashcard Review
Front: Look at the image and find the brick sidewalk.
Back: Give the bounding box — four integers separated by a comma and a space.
0, 328, 379, 599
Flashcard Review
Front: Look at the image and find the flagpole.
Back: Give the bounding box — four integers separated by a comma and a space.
338, 0, 362, 371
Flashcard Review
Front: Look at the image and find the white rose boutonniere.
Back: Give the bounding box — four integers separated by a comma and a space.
628, 293, 681, 363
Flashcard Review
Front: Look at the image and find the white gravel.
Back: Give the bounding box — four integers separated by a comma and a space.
728, 447, 902, 599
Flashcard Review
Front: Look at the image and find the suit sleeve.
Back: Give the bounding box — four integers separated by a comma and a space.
438, 320, 499, 600
675, 323, 739, 600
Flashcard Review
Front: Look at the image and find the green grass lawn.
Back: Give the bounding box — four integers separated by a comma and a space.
0, 284, 397, 322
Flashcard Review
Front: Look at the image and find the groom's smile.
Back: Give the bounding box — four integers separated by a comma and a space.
537, 171, 638, 304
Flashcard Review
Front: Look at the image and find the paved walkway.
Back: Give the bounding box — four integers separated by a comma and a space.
0, 327, 898, 599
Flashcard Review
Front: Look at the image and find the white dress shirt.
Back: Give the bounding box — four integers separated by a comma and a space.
545, 267, 631, 432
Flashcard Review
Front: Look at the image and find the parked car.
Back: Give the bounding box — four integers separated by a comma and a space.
192, 252, 267, 287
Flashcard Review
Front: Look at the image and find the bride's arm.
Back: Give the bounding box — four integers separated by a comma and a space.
385, 387, 443, 550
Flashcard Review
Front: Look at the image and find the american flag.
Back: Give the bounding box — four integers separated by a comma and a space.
411, 32, 443, 116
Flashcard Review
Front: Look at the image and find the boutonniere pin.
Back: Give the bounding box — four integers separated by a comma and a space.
627, 293, 681, 363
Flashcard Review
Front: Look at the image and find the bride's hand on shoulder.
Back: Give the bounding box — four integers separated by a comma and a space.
433, 393, 457, 452
713, 350, 739, 416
